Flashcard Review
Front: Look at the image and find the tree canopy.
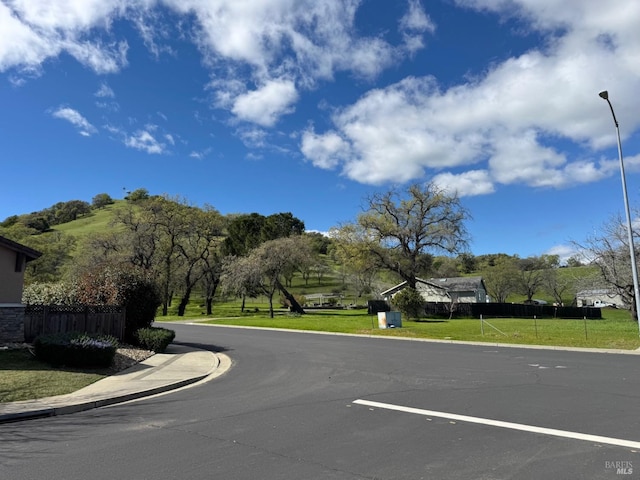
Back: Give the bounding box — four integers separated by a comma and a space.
345, 183, 470, 288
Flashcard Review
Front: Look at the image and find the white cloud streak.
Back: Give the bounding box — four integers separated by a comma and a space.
125, 129, 166, 154
51, 107, 97, 136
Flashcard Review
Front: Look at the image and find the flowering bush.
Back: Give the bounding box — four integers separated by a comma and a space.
22, 282, 79, 305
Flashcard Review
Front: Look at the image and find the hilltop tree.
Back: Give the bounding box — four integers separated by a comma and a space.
54, 200, 91, 223
92, 193, 114, 209
127, 188, 150, 202
222, 213, 266, 256
223, 212, 305, 256
260, 212, 305, 242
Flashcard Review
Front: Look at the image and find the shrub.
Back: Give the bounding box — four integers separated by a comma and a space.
392, 287, 426, 320
34, 331, 118, 368
75, 264, 162, 343
367, 299, 390, 314
22, 281, 79, 305
134, 327, 175, 353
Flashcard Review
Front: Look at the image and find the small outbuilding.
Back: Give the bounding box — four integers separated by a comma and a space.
575, 288, 624, 308
0, 235, 42, 342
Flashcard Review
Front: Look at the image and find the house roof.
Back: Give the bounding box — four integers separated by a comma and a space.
380, 276, 486, 297
0, 235, 42, 261
576, 288, 619, 297
426, 276, 486, 291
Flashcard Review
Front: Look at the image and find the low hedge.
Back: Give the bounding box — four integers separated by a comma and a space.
34, 331, 118, 368
134, 327, 175, 353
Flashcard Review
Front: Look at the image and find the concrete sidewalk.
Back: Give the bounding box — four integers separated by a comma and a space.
0, 344, 231, 424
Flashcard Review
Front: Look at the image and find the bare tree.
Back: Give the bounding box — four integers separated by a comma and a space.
174, 207, 225, 316
353, 183, 470, 289
483, 257, 520, 303
221, 237, 310, 318
572, 213, 640, 321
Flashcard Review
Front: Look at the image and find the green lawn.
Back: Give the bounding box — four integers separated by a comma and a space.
3, 302, 637, 404
0, 349, 106, 402
155, 299, 640, 351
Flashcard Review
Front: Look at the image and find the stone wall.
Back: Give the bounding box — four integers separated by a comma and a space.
0, 304, 25, 343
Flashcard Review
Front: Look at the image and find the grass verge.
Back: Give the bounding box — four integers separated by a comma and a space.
156, 301, 640, 351
0, 349, 106, 403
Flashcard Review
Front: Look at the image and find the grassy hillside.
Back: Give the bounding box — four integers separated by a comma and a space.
53, 201, 127, 237
42, 200, 601, 307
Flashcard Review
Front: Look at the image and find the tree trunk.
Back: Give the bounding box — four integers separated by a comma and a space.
275, 278, 305, 314
205, 280, 218, 315
177, 286, 192, 316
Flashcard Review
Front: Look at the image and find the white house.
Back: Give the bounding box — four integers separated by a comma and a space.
381, 276, 488, 304
575, 288, 624, 308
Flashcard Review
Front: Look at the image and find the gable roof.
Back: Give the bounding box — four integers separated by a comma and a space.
380, 276, 486, 297
0, 235, 42, 262
426, 276, 486, 291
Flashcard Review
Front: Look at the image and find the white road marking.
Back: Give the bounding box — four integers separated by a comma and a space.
353, 399, 640, 449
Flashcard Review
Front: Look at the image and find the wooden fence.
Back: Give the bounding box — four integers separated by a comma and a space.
24, 305, 126, 342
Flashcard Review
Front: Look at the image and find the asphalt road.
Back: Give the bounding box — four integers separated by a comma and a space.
2, 323, 640, 480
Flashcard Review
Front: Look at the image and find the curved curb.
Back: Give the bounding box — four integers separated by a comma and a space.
0, 352, 233, 424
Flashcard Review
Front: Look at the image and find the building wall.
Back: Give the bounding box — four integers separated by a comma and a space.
0, 246, 24, 303
576, 290, 625, 308
0, 304, 25, 343
450, 290, 478, 303
416, 283, 450, 302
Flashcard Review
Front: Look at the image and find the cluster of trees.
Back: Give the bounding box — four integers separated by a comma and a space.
2, 183, 637, 321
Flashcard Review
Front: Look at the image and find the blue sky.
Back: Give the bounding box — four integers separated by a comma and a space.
2, 0, 640, 262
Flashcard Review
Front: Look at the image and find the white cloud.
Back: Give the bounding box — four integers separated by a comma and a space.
189, 147, 211, 159
432, 170, 495, 197
299, 1, 640, 192
544, 244, 579, 265
1, 1, 130, 75
301, 130, 350, 170
125, 129, 166, 154
163, 0, 397, 84
1, 0, 417, 127
231, 78, 298, 127
399, 0, 436, 54
95, 82, 115, 98
236, 126, 268, 148
51, 107, 97, 136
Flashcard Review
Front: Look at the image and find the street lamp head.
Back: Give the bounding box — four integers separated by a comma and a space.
599, 90, 609, 100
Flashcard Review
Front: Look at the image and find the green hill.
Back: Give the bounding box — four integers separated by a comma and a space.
53, 201, 128, 237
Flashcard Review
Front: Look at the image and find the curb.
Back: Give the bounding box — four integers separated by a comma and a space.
0, 352, 230, 424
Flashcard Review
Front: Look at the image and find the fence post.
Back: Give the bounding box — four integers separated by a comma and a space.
480, 314, 484, 335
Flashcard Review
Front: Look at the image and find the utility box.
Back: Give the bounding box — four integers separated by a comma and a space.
378, 311, 402, 329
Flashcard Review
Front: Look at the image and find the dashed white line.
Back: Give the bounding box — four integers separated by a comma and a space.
353, 399, 640, 449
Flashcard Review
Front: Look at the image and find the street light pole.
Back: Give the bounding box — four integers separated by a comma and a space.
599, 90, 640, 332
